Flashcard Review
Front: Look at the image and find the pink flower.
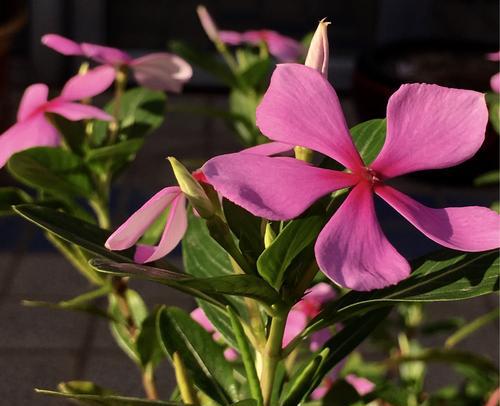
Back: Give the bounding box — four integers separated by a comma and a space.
202, 63, 500, 291
42, 34, 192, 93
0, 70, 113, 168
219, 30, 304, 63
487, 51, 500, 93
190, 308, 239, 361
311, 369, 375, 400
105, 186, 188, 263
283, 283, 335, 348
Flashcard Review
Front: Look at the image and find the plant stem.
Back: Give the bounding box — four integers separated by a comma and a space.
89, 197, 111, 230
261, 308, 288, 406
142, 364, 159, 400
108, 65, 127, 145
111, 277, 137, 338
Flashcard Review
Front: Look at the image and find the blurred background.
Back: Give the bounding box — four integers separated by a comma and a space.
0, 0, 498, 404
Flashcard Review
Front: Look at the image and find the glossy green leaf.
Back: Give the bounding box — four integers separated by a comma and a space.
183, 212, 249, 345
307, 250, 499, 335
156, 306, 238, 405
49, 114, 87, 155
13, 204, 134, 262
305, 308, 391, 399
36, 389, 183, 405
91, 259, 280, 307
136, 308, 166, 369
7, 147, 94, 198
86, 138, 145, 174
256, 214, 324, 289
350, 118, 386, 165
92, 87, 166, 146
0, 187, 31, 216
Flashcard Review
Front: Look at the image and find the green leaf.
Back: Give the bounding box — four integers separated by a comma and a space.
7, 147, 94, 198
305, 308, 391, 399
86, 138, 145, 174
108, 289, 148, 366
238, 57, 271, 90
136, 308, 166, 369
13, 204, 134, 262
0, 187, 31, 216
36, 389, 183, 405
22, 285, 113, 320
256, 213, 324, 289
49, 114, 87, 155
350, 119, 386, 165
229, 88, 261, 146
92, 87, 166, 146
307, 250, 499, 335
231, 401, 258, 406
91, 259, 280, 307
169, 40, 237, 88
183, 212, 250, 345
57, 380, 116, 396
474, 170, 499, 186
156, 306, 238, 405
322, 380, 363, 406
486, 91, 500, 134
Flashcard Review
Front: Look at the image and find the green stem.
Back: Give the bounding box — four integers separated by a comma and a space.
261, 307, 289, 406
89, 197, 111, 230
108, 65, 128, 145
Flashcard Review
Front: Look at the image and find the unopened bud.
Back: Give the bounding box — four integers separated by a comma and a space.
305, 18, 330, 78
168, 157, 215, 218
197, 5, 220, 44
264, 222, 276, 248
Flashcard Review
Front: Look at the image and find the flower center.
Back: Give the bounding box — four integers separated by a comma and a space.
360, 167, 382, 185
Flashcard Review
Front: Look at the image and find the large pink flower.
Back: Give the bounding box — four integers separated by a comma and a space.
202, 63, 500, 291
42, 34, 192, 93
0, 70, 113, 168
105, 186, 188, 263
219, 30, 304, 63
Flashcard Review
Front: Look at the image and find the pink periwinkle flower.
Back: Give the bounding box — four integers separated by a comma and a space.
190, 307, 239, 361
487, 51, 500, 93
42, 34, 193, 93
105, 186, 188, 263
283, 282, 335, 348
220, 30, 304, 63
202, 63, 500, 291
0, 70, 113, 168
311, 369, 375, 400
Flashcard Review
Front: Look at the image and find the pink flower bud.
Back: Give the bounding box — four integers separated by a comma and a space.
305, 19, 330, 77
197, 5, 220, 43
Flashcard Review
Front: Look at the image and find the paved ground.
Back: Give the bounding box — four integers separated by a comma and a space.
0, 92, 498, 405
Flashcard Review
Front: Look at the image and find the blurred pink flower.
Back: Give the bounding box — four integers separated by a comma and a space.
311, 369, 375, 400
0, 70, 113, 168
219, 30, 304, 62
202, 63, 500, 291
42, 34, 192, 93
105, 186, 187, 263
487, 51, 500, 93
190, 307, 239, 361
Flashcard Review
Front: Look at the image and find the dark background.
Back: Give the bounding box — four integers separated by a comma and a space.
0, 1, 498, 405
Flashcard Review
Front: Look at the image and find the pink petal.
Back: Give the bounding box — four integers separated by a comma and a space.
190, 308, 214, 332
487, 51, 500, 61
80, 42, 132, 65
59, 65, 115, 101
490, 72, 500, 93
41, 34, 83, 56
131, 53, 193, 92
315, 182, 410, 291
46, 102, 112, 121
306, 282, 336, 305
202, 153, 357, 220
283, 309, 307, 347
133, 193, 187, 263
105, 186, 182, 251
371, 84, 488, 179
0, 114, 59, 168
224, 348, 239, 361
17, 84, 49, 121
219, 30, 244, 45
258, 31, 304, 62
256, 64, 363, 170
242, 141, 293, 156
310, 328, 331, 351
375, 185, 500, 252
197, 5, 220, 43
345, 375, 375, 396
311, 386, 328, 400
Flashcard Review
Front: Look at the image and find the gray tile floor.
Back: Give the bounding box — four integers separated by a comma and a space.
0, 93, 498, 405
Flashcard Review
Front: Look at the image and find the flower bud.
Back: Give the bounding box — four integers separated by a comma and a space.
197, 5, 220, 44
305, 18, 330, 78
168, 157, 215, 218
